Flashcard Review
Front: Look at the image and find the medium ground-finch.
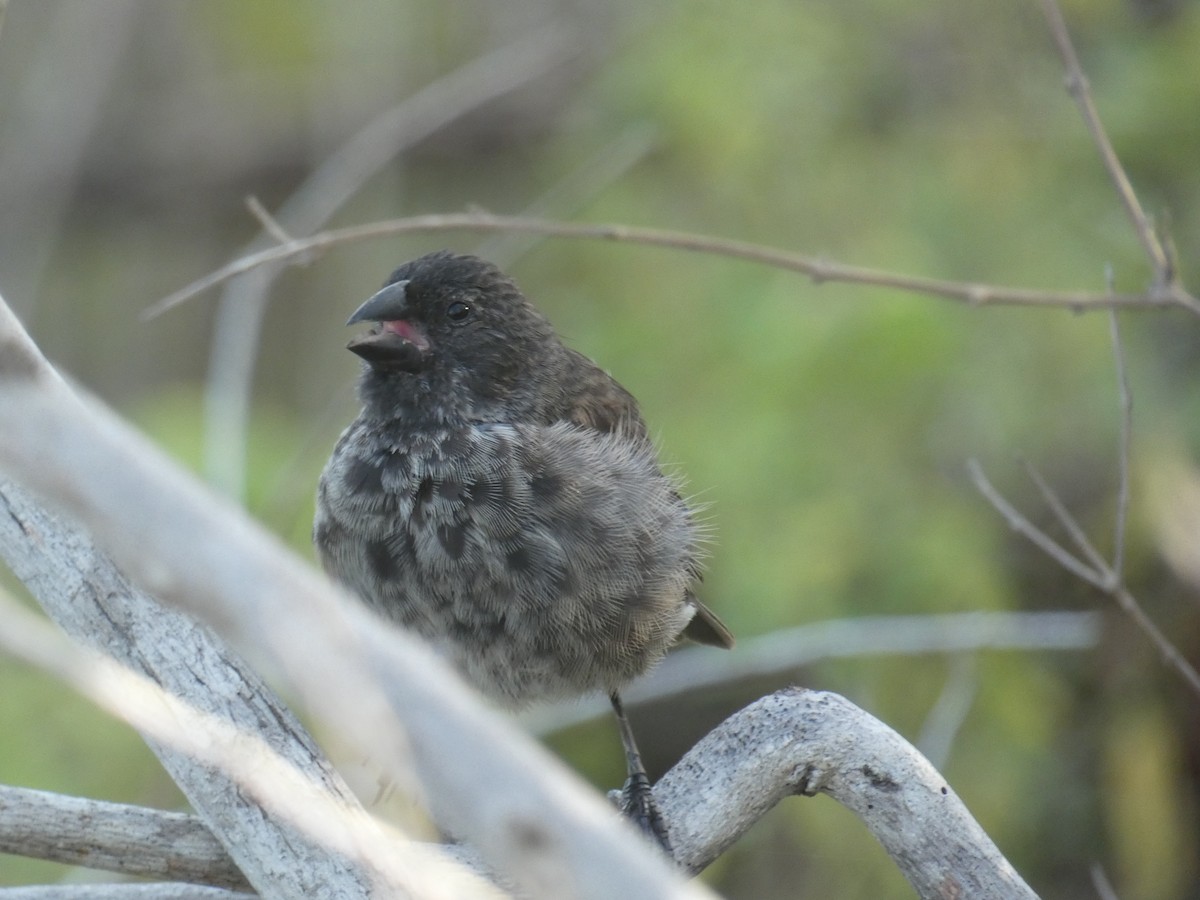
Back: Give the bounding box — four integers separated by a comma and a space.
315, 251, 732, 849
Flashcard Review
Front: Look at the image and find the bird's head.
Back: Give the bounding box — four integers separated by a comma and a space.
346, 251, 561, 421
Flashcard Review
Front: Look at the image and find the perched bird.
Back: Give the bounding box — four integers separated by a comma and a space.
314, 250, 732, 850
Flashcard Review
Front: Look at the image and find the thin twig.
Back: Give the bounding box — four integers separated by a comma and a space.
1038, 0, 1171, 285
1108, 310, 1132, 581
140, 211, 1200, 321
473, 125, 660, 268
525, 610, 1101, 735
916, 654, 978, 771
1019, 458, 1112, 582
1109, 582, 1200, 695
967, 459, 1105, 589
200, 26, 577, 501
971, 459, 1200, 698
245, 195, 295, 246
1089, 863, 1121, 900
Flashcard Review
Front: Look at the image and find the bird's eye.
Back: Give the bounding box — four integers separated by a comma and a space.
446, 300, 473, 323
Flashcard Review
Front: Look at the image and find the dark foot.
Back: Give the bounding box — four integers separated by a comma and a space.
619, 770, 673, 855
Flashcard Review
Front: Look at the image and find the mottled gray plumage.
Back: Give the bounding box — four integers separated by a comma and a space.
315, 251, 731, 709
315, 251, 732, 849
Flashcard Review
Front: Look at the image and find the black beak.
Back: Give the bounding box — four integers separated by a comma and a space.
346, 279, 410, 326
345, 279, 429, 372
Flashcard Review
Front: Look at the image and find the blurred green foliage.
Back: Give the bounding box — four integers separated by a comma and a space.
2, 0, 1199, 896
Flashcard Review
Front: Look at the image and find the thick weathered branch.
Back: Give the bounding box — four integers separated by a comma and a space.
0, 477, 400, 897
0, 593, 504, 899
0, 483, 502, 900
0, 775, 490, 896
659, 689, 1037, 898
0, 887, 245, 900
0, 686, 1039, 900
0, 785, 245, 890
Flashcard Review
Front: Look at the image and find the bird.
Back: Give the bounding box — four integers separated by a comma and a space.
313, 250, 733, 852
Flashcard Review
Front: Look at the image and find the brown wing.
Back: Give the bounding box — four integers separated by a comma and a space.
555, 350, 735, 650
555, 348, 649, 439
684, 599, 735, 649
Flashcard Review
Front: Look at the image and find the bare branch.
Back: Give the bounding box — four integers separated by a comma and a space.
658, 689, 1038, 898
0, 477, 404, 898
141, 211, 1200, 322
1108, 310, 1132, 582
525, 610, 1101, 735
1090, 863, 1121, 900
1038, 0, 1171, 284
1108, 582, 1200, 695
473, 124, 659, 268
244, 195, 294, 246
917, 654, 979, 771
970, 460, 1200, 698
967, 459, 1105, 589
0, 887, 247, 900
0, 784, 248, 890
0, 782, 505, 897
0, 688, 1038, 900
1020, 458, 1112, 581
0, 580, 500, 900
201, 25, 579, 500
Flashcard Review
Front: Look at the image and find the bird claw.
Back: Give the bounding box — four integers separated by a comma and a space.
619, 770, 673, 855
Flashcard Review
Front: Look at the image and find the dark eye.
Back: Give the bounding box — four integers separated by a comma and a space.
446, 300, 473, 323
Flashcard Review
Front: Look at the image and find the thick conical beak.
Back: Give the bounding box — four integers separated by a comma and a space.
346, 279, 410, 325
345, 279, 430, 371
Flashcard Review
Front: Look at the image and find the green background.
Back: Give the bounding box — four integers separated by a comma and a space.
1, 0, 1199, 896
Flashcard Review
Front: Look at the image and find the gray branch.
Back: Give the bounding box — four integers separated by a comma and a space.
0, 786, 246, 890
0, 480, 396, 898
524, 609, 1100, 735
659, 689, 1037, 898
0, 887, 247, 900
0, 686, 1039, 900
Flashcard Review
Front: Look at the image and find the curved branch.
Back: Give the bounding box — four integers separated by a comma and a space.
0, 687, 1039, 900
658, 689, 1037, 899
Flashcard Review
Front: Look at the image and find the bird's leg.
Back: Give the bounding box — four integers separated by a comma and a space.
609, 691, 673, 855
